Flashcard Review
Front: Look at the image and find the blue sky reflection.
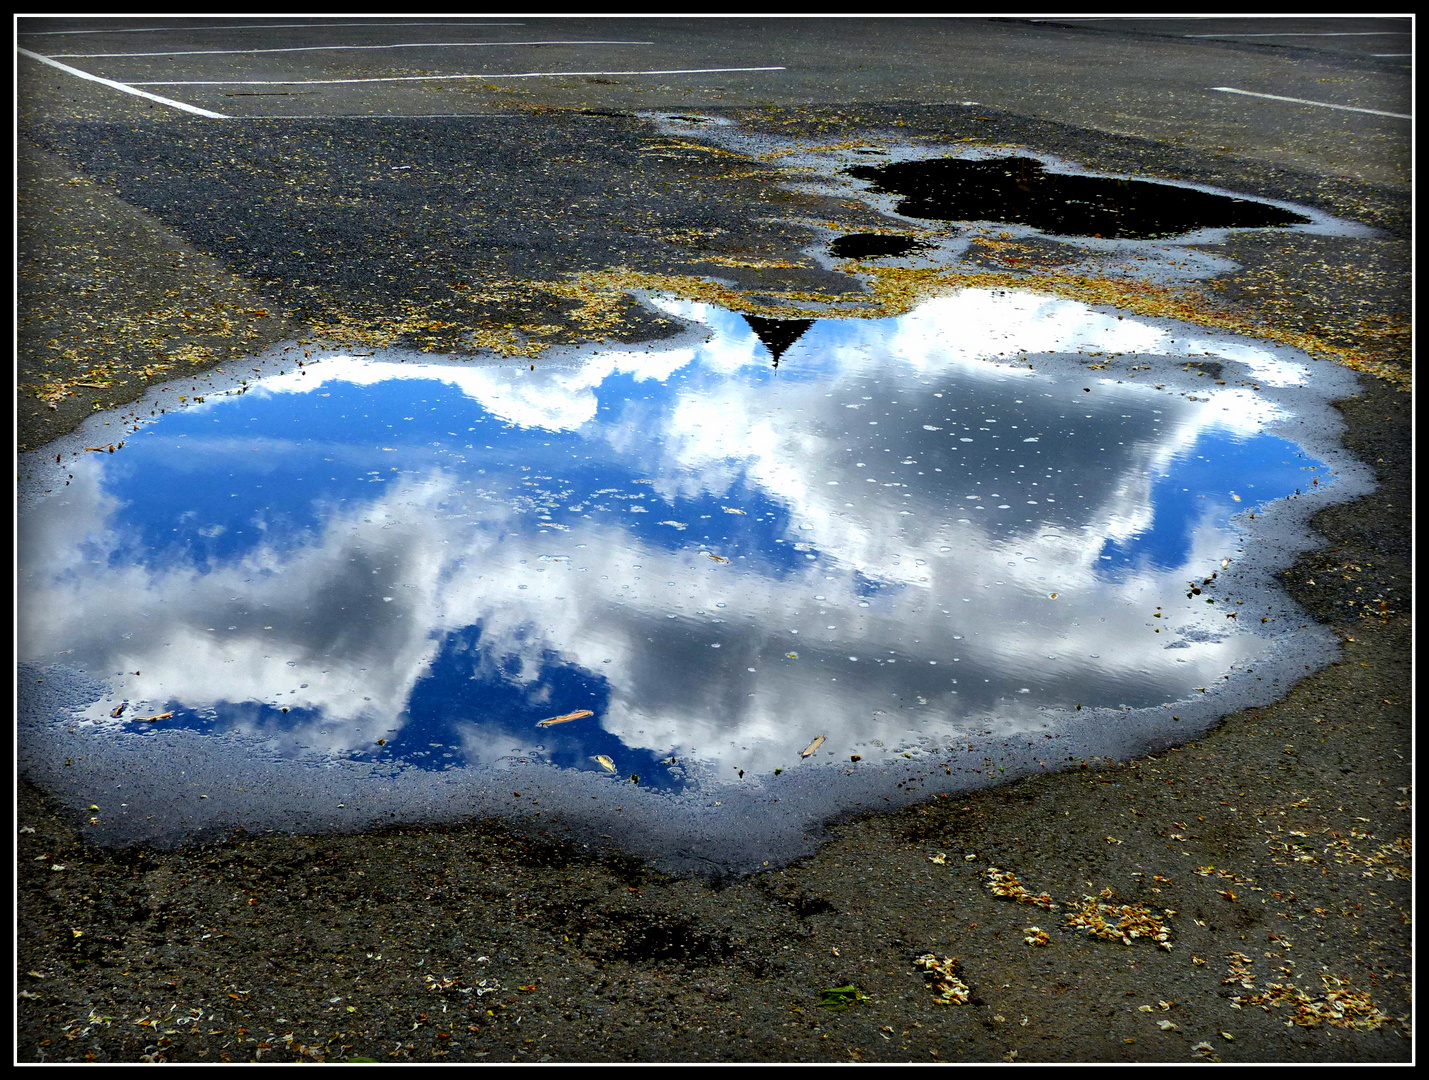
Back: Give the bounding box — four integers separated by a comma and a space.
18, 289, 1334, 783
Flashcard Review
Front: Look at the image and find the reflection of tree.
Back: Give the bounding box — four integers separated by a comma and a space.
740, 315, 813, 366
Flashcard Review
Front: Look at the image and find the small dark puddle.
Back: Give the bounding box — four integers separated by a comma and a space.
829, 233, 925, 260
740, 315, 813, 364
846, 156, 1311, 239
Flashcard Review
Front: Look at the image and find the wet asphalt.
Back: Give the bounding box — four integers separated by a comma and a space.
16, 17, 1411, 1063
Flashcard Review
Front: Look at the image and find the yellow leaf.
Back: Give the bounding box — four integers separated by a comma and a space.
537, 709, 593, 728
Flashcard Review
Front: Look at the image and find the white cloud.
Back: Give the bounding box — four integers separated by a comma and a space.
20, 289, 1310, 779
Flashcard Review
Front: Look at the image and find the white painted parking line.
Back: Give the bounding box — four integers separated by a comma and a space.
58, 41, 656, 58
19, 22, 524, 36
1372, 54, 1412, 57
1210, 86, 1410, 119
17, 47, 228, 117
1187, 31, 1410, 38
132, 66, 787, 87
234, 114, 534, 120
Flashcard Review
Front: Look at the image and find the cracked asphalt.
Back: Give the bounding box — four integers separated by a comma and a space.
17, 17, 1410, 1063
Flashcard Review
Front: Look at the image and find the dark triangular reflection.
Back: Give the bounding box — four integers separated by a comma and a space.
741, 315, 814, 366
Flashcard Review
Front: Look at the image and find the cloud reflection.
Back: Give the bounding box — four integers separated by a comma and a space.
19, 290, 1327, 784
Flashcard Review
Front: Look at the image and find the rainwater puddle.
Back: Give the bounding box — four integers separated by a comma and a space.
18, 289, 1366, 876
829, 233, 927, 260
845, 156, 1313, 239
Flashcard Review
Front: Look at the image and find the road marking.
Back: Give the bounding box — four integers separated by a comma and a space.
1210, 86, 1411, 119
58, 41, 656, 58
1187, 31, 1410, 38
19, 22, 525, 36
232, 114, 534, 120
1372, 53, 1412, 57
133, 66, 788, 87
17, 47, 228, 117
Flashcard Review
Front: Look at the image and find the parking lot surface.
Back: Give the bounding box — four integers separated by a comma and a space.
17, 16, 1410, 1064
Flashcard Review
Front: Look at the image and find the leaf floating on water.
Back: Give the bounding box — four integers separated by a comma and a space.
801, 735, 826, 759
133, 711, 173, 722
706, 553, 730, 563
721, 507, 748, 515
537, 709, 594, 727
592, 755, 617, 773
110, 703, 127, 718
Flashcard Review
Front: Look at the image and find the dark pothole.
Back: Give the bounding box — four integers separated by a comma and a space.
829, 232, 926, 260
845, 155, 1311, 239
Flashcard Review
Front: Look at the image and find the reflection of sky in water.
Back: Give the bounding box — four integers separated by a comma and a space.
19, 290, 1333, 790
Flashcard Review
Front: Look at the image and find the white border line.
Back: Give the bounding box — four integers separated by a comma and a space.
230, 114, 533, 120
58, 41, 656, 58
17, 47, 228, 117
1210, 86, 1410, 120
132, 66, 787, 87
19, 22, 525, 36
1187, 31, 1410, 38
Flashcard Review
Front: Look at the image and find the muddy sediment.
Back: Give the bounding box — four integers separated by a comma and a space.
16, 95, 1409, 1062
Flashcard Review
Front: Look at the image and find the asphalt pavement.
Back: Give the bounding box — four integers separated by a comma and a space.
18, 16, 1411, 179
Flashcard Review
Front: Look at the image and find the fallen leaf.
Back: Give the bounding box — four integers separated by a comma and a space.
133, 712, 174, 722
592, 755, 616, 773
537, 709, 593, 727
801, 735, 826, 758
816, 985, 868, 1010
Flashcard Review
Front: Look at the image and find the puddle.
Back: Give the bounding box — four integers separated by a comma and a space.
829, 233, 926, 260
845, 156, 1312, 239
18, 289, 1367, 876
643, 116, 1369, 292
